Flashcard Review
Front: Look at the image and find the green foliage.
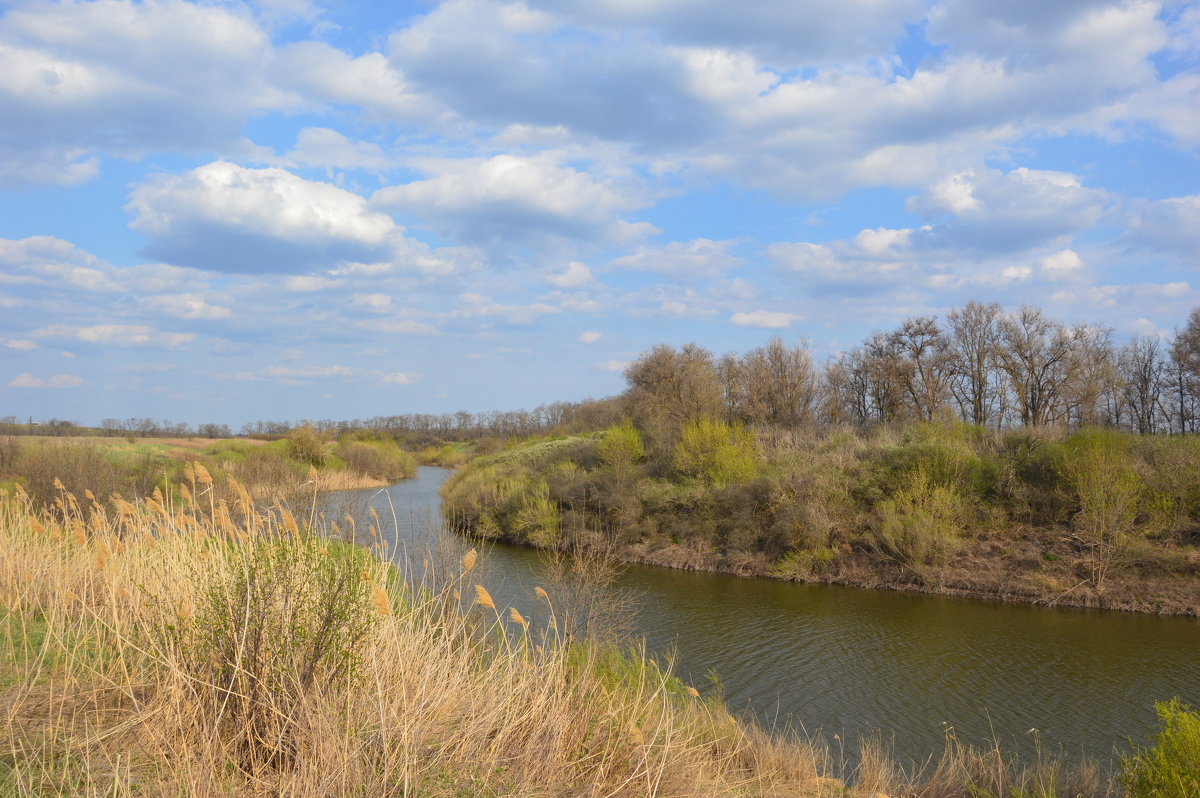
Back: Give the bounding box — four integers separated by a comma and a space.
598, 418, 646, 469
867, 468, 963, 569
286, 425, 327, 468
1120, 699, 1200, 797
336, 439, 417, 482
512, 480, 560, 547
672, 418, 758, 487
189, 535, 379, 767
1065, 428, 1143, 588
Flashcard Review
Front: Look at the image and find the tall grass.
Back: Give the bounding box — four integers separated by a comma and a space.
0, 480, 1121, 796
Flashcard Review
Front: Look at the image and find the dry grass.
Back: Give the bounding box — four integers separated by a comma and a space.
0, 480, 1116, 796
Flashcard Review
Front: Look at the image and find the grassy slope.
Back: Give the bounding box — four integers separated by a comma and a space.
441, 423, 1200, 615
0, 432, 418, 508
0, 481, 1122, 797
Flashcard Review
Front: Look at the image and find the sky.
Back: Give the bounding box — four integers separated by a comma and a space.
1, 0, 1198, 427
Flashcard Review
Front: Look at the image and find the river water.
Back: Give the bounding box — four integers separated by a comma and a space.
327, 466, 1200, 768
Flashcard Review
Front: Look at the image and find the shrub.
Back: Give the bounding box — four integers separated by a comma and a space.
1065, 428, 1143, 589
867, 468, 963, 569
672, 418, 757, 487
189, 534, 380, 768
286, 425, 327, 468
598, 418, 646, 469
1120, 698, 1200, 797
512, 480, 560, 547
336, 440, 417, 482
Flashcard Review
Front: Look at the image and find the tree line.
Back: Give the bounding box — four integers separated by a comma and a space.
626, 301, 1200, 436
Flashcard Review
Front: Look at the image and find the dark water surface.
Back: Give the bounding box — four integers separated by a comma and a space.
330, 467, 1200, 767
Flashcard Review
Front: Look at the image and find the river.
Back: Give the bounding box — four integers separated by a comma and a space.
325, 466, 1200, 768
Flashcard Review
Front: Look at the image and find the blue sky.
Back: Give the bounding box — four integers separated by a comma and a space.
1, 0, 1198, 426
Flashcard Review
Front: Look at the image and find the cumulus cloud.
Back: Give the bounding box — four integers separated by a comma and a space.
286, 128, 393, 171
547, 261, 593, 288
372, 154, 655, 245
273, 42, 434, 122
1, 338, 37, 351
730, 310, 801, 329
527, 0, 924, 64
35, 323, 195, 349
610, 238, 742, 280
141, 293, 232, 320
0, 0, 285, 185
382, 372, 420, 384
1039, 249, 1085, 280
905, 168, 1108, 252
1127, 195, 1200, 258
578, 330, 601, 343
127, 161, 452, 275
7, 372, 83, 388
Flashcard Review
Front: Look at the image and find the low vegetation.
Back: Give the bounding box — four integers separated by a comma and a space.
0, 426, 418, 509
444, 421, 1200, 614
7, 478, 1190, 796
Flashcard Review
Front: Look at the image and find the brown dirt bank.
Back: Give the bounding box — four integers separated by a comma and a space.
616, 529, 1200, 616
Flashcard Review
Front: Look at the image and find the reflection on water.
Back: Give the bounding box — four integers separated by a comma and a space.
332, 466, 1200, 766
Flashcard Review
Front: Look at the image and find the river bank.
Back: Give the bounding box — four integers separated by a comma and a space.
441, 423, 1200, 617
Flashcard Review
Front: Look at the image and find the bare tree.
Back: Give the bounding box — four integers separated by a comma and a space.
1119, 335, 1167, 434
624, 343, 723, 445
889, 316, 953, 421
995, 306, 1076, 427
1169, 308, 1200, 433
737, 337, 818, 427
1062, 324, 1117, 429
945, 301, 1002, 427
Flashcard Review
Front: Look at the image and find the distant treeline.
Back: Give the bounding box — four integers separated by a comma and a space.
629, 301, 1200, 436
8, 300, 1200, 441
0, 398, 622, 443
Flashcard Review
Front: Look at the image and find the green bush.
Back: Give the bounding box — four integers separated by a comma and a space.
189, 535, 380, 768
672, 418, 757, 487
598, 418, 646, 469
867, 468, 963, 569
286, 425, 327, 468
1065, 428, 1143, 589
1121, 698, 1200, 797
336, 440, 417, 482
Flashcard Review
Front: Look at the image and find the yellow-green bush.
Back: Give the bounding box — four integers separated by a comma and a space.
1121, 698, 1200, 797
867, 468, 963, 569
336, 440, 417, 482
672, 418, 758, 487
598, 418, 646, 469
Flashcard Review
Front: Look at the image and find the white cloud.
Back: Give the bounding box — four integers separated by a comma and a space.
373, 153, 655, 244
547, 261, 593, 288
142, 293, 232, 320
382, 372, 420, 384
350, 293, 395, 310
128, 161, 453, 275
600, 359, 629, 372
0, 0, 284, 185
1128, 195, 1200, 258
730, 310, 801, 329
274, 42, 433, 121
610, 238, 742, 280
0, 338, 36, 351
287, 127, 393, 171
7, 372, 82, 388
578, 330, 601, 343
1039, 249, 1085, 280
35, 323, 195, 349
